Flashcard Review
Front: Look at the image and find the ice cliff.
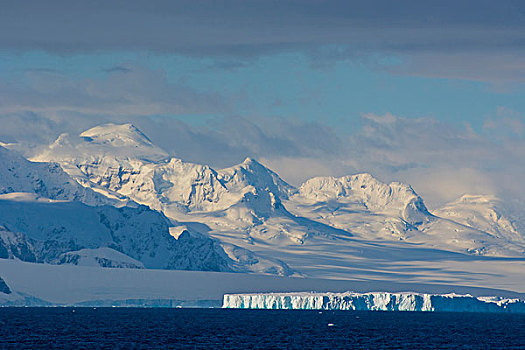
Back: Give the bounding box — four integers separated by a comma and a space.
223, 292, 525, 313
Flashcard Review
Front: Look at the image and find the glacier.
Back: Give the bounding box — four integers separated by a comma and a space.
223, 292, 525, 313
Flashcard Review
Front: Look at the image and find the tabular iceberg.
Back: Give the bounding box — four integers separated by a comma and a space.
223, 292, 525, 313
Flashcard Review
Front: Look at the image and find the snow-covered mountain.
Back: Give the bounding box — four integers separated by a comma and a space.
0, 195, 199, 270
26, 123, 525, 286
31, 123, 169, 203
286, 174, 432, 243
33, 123, 169, 163
0, 146, 109, 206
0, 144, 292, 275
34, 126, 293, 218
285, 175, 525, 256
0, 193, 246, 271
295, 174, 431, 225
434, 195, 525, 242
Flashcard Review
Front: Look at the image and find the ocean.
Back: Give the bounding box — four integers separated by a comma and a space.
1, 308, 524, 349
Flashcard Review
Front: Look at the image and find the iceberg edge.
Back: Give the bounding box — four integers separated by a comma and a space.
223, 292, 525, 313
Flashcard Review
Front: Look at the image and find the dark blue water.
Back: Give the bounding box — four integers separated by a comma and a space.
1, 308, 524, 349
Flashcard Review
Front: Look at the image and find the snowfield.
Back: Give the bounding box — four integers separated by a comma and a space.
222, 292, 525, 313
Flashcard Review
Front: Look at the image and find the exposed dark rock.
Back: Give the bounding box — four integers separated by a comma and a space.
0, 277, 11, 294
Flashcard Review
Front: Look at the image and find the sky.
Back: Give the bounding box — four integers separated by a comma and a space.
1, 0, 525, 208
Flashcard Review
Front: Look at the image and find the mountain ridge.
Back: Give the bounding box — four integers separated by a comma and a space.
0, 143, 293, 275
19, 122, 525, 285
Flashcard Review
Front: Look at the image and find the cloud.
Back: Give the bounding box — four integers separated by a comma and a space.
2, 1, 524, 206
2, 0, 523, 54
0, 111, 345, 175
484, 106, 525, 139
0, 64, 228, 116
345, 113, 525, 207
352, 113, 495, 170
259, 157, 357, 187
0, 112, 62, 145
102, 66, 134, 74
383, 52, 525, 84
129, 115, 345, 169
2, 0, 525, 82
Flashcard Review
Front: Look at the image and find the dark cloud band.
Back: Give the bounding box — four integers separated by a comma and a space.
1, 0, 524, 55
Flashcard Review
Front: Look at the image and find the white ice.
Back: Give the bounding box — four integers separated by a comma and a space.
223, 292, 525, 313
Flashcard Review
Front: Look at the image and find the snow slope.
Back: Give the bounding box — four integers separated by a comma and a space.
0, 195, 237, 271
0, 146, 109, 206
56, 248, 145, 269
223, 292, 525, 313
434, 195, 525, 243
286, 176, 525, 256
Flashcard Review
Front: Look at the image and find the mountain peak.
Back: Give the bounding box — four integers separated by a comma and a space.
242, 157, 258, 165
297, 173, 430, 225
221, 158, 295, 199
33, 123, 169, 163
79, 123, 153, 146
435, 193, 522, 238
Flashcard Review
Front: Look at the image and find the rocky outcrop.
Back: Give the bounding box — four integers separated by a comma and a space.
0, 277, 11, 294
